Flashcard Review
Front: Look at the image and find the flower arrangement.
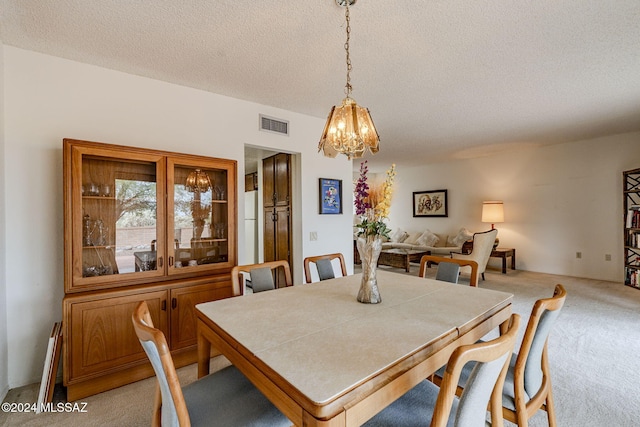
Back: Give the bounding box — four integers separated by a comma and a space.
354, 161, 396, 239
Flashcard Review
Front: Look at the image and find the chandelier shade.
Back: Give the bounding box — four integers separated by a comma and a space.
318, 97, 380, 160
318, 0, 380, 160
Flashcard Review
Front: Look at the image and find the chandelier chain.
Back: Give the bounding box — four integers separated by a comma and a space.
344, 4, 352, 97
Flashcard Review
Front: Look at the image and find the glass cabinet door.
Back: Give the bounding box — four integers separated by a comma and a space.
168, 158, 233, 274
73, 148, 165, 288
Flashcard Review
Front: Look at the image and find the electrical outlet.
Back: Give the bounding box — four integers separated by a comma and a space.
576, 252, 582, 259
605, 254, 612, 261
310, 231, 318, 241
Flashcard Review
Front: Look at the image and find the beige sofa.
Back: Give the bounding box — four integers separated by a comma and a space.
381, 228, 473, 255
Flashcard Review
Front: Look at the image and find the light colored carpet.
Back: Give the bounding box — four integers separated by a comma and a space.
2, 267, 639, 426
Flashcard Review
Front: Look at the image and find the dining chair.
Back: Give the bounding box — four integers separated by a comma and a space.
419, 255, 479, 286
364, 313, 521, 427
434, 284, 567, 427
231, 260, 292, 295
451, 229, 498, 283
303, 253, 347, 283
131, 301, 290, 427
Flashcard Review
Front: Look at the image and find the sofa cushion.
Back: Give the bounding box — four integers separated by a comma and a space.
434, 233, 449, 247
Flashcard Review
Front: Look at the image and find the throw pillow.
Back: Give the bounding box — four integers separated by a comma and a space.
404, 232, 423, 245
416, 230, 439, 247
390, 228, 408, 243
451, 228, 473, 247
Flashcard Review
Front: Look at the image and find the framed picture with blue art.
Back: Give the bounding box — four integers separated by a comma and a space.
319, 178, 342, 214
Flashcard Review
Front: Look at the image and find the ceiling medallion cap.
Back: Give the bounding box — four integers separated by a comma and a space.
335, 0, 357, 6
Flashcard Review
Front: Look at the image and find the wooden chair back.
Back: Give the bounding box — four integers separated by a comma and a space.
507, 284, 567, 426
231, 260, 292, 295
303, 253, 347, 283
433, 313, 521, 427
419, 255, 479, 286
132, 301, 188, 427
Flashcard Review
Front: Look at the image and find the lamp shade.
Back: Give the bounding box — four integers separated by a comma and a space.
482, 201, 504, 228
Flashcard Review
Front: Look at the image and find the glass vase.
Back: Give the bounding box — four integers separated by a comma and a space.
356, 235, 383, 304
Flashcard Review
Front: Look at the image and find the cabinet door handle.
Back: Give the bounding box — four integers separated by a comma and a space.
161, 300, 167, 311
158, 256, 163, 268
169, 256, 174, 266
171, 298, 177, 309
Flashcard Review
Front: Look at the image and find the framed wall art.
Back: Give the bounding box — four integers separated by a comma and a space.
413, 189, 448, 217
319, 178, 343, 214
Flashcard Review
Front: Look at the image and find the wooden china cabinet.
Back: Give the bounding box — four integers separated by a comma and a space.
62, 139, 237, 400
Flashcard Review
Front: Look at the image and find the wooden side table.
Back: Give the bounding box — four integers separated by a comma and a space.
490, 248, 516, 274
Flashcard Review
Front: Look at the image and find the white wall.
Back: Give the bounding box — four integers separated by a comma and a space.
386, 134, 640, 282
2, 46, 354, 388
0, 40, 9, 401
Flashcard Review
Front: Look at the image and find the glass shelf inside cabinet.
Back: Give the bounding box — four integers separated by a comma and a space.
81, 154, 158, 277
172, 165, 228, 269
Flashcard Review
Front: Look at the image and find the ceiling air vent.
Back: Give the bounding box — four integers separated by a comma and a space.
260, 114, 289, 136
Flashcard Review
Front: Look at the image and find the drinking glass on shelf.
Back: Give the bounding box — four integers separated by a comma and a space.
100, 184, 112, 197
214, 223, 226, 239
88, 183, 99, 196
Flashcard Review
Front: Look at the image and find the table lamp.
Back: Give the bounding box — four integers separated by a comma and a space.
482, 201, 504, 249
482, 201, 504, 230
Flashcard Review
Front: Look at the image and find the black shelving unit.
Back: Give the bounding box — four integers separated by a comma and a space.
623, 168, 640, 289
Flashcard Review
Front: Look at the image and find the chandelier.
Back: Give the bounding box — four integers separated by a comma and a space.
318, 0, 380, 160
185, 169, 212, 193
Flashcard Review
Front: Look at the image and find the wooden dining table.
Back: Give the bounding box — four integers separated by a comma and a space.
196, 270, 512, 427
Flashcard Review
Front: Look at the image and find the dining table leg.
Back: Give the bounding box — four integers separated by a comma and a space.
197, 319, 211, 378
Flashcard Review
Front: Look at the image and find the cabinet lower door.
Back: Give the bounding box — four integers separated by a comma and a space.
169, 282, 233, 350
66, 290, 168, 382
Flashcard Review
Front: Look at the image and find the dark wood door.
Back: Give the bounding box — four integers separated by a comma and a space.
263, 156, 276, 207
263, 153, 290, 207
263, 153, 292, 286
273, 153, 290, 206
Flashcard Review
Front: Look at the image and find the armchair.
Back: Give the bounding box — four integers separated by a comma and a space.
451, 229, 498, 283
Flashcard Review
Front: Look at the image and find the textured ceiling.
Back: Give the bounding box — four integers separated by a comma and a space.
2, 0, 639, 169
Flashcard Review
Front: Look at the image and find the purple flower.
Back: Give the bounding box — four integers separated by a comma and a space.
354, 161, 371, 215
